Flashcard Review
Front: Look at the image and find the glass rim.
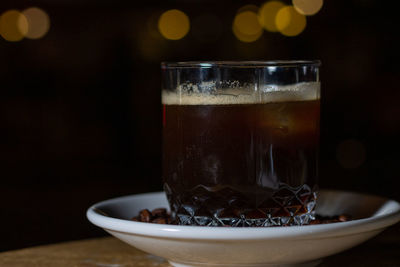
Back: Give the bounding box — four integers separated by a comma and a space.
161, 60, 321, 69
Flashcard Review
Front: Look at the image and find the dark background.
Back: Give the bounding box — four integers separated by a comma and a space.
1, 0, 399, 252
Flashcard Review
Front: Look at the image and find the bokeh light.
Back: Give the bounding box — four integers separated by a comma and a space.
293, 0, 323, 16
158, 9, 190, 40
258, 1, 285, 32
233, 10, 263, 43
20, 7, 50, 39
192, 14, 222, 43
275, 6, 306, 37
233, 26, 263, 43
336, 139, 366, 169
234, 11, 262, 36
0, 10, 28, 42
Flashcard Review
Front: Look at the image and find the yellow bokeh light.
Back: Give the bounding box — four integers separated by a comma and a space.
232, 25, 263, 43
234, 11, 262, 36
0, 10, 28, 42
21, 7, 50, 39
293, 0, 323, 16
158, 9, 190, 40
233, 10, 263, 43
258, 1, 285, 32
276, 6, 306, 37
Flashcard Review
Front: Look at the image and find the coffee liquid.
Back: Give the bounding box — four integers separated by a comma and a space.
162, 83, 320, 226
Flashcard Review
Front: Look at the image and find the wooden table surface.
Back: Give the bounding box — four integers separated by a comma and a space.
1, 223, 399, 267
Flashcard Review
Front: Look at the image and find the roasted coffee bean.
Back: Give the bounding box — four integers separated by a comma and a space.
152, 208, 167, 218
139, 209, 152, 222
152, 217, 167, 224
338, 214, 351, 222
308, 220, 320, 225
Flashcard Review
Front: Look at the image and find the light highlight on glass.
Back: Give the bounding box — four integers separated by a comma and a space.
258, 1, 285, 32
276, 6, 306, 37
0, 10, 28, 42
293, 0, 323, 16
20, 7, 50, 39
233, 10, 263, 43
158, 9, 190, 40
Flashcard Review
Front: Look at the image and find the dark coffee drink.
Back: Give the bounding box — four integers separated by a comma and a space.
162, 82, 320, 226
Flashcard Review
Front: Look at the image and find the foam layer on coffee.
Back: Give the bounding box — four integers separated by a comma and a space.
162, 82, 320, 105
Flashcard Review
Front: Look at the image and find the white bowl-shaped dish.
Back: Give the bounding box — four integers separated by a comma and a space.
87, 190, 400, 267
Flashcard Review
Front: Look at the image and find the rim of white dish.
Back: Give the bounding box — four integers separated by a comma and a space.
87, 190, 400, 240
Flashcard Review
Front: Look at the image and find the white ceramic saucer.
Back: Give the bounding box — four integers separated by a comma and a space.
87, 190, 400, 267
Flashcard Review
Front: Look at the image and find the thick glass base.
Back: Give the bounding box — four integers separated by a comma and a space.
169, 184, 318, 227
176, 210, 316, 227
